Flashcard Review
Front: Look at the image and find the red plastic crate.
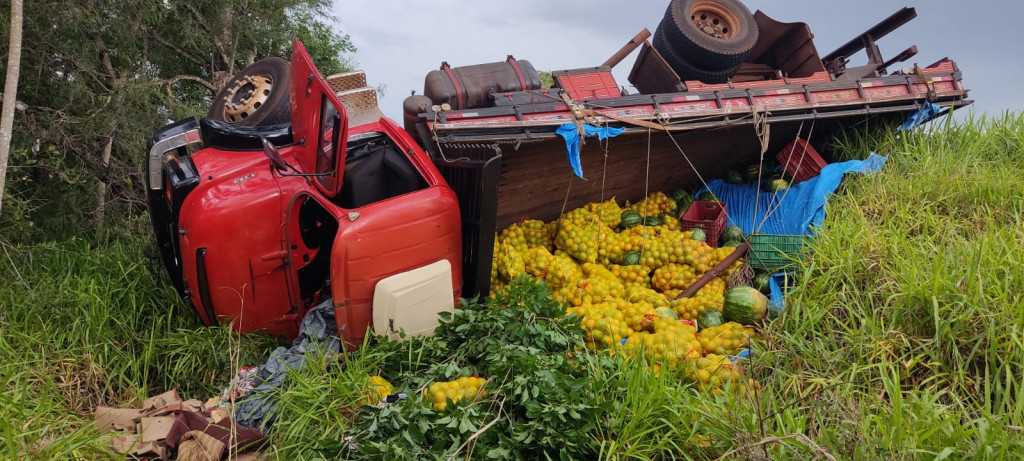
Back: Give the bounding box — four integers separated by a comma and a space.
776, 138, 827, 183
680, 201, 727, 247
553, 67, 622, 100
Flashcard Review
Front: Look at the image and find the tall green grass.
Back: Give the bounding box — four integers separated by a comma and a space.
746, 111, 1024, 458
0, 216, 278, 459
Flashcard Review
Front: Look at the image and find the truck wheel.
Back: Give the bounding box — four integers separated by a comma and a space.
207, 57, 291, 126
653, 24, 739, 84
662, 0, 758, 71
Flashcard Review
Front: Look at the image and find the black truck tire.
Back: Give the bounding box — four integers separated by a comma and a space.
207, 57, 291, 126
661, 0, 759, 71
653, 24, 739, 84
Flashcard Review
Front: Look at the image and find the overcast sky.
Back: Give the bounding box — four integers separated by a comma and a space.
334, 0, 1021, 121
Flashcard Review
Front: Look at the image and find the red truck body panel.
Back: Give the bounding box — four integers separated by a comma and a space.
149, 42, 462, 342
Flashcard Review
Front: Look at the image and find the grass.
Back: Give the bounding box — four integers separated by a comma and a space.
2, 112, 1023, 459
754, 111, 1024, 458
0, 216, 279, 459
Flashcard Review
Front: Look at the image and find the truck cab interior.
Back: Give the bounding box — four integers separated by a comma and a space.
336, 131, 428, 210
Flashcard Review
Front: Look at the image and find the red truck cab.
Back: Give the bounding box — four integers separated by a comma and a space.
146, 40, 462, 345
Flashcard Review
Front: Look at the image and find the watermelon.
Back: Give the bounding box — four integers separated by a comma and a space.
655, 306, 679, 320
745, 164, 762, 182
724, 169, 744, 184
643, 215, 663, 227
766, 178, 789, 192
722, 286, 769, 325
621, 251, 642, 266
689, 228, 707, 243
620, 210, 643, 229
697, 310, 725, 330
720, 225, 744, 243
721, 239, 742, 248
697, 190, 719, 203
673, 191, 694, 217
753, 273, 771, 294
670, 188, 692, 204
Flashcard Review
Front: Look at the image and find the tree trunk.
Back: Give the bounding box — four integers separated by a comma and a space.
95, 135, 113, 231
95, 46, 121, 233
0, 0, 24, 215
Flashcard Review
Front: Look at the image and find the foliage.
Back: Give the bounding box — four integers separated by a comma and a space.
0, 0, 355, 241
272, 276, 616, 460
538, 70, 554, 90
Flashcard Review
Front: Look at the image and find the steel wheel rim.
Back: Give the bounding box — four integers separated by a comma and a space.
221, 73, 274, 122
689, 1, 741, 40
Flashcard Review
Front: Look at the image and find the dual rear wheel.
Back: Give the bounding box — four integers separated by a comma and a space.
652, 0, 759, 84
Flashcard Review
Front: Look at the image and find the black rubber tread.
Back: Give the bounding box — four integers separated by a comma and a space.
207, 57, 292, 127
662, 0, 759, 71
653, 24, 739, 84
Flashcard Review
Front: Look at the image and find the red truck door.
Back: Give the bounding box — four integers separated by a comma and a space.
289, 39, 348, 197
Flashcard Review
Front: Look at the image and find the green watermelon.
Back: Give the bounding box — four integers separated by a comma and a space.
721, 239, 742, 248
655, 306, 679, 320
753, 273, 771, 294
689, 228, 707, 243
620, 210, 643, 229
766, 178, 790, 192
722, 286, 769, 325
697, 310, 725, 329
724, 169, 744, 184
643, 215, 664, 227
745, 164, 762, 182
720, 225, 744, 243
670, 188, 692, 204
673, 192, 694, 217
621, 251, 642, 266
697, 190, 719, 203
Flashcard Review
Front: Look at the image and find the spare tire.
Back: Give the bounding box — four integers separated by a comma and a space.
208, 57, 291, 126
653, 24, 738, 84
662, 0, 758, 71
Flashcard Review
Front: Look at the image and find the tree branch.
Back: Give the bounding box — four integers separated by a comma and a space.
99, 48, 116, 83
147, 30, 205, 67
162, 74, 217, 93
185, 4, 211, 34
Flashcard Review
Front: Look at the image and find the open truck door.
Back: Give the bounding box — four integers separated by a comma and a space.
288, 39, 348, 197
284, 39, 464, 347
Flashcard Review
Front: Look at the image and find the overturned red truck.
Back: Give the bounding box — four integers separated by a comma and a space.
146, 2, 969, 345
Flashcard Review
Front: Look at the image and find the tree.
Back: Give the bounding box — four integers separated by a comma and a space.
0, 0, 355, 239
0, 0, 22, 215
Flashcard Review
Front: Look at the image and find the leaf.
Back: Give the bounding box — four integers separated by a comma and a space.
487, 447, 511, 459
458, 416, 476, 434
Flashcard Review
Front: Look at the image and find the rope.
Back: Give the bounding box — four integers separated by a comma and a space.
599, 117, 611, 203
640, 125, 653, 259
431, 110, 470, 163
656, 121, 737, 230
750, 105, 771, 236
755, 118, 816, 234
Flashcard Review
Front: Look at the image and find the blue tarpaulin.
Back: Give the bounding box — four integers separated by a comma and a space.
696, 154, 887, 313
556, 123, 626, 178
718, 103, 932, 314
698, 153, 887, 237
899, 101, 941, 132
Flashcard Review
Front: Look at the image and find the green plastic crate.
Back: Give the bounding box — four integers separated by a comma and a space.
749, 234, 810, 271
